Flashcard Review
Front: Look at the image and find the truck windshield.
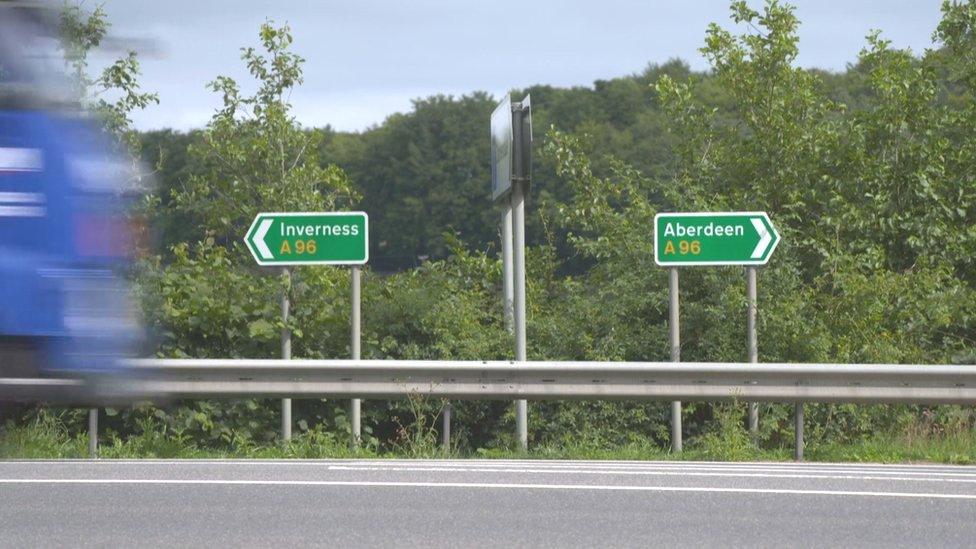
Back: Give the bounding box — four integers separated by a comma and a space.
0, 3, 76, 108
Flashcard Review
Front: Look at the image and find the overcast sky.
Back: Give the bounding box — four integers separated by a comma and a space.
99, 0, 944, 133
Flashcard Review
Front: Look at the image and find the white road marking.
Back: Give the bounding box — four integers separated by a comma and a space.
339, 460, 976, 475
335, 458, 972, 468
1, 478, 974, 500
380, 463, 976, 477
325, 464, 976, 483
4, 460, 976, 477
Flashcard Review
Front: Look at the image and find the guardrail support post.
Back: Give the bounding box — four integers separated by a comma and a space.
442, 403, 452, 453
281, 268, 292, 442
794, 403, 804, 461
351, 265, 362, 449
87, 407, 98, 458
746, 266, 759, 437
669, 267, 682, 452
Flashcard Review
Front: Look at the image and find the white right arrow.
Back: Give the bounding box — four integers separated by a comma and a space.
252, 218, 274, 260
750, 218, 772, 259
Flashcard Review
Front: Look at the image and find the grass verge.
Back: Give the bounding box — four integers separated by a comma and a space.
2, 414, 973, 463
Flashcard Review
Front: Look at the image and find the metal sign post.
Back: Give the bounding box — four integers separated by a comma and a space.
746, 266, 758, 437
512, 178, 528, 449
491, 94, 531, 450
351, 266, 361, 448
668, 268, 681, 452
501, 200, 514, 333
655, 211, 779, 448
245, 211, 369, 443
512, 98, 531, 450
281, 268, 292, 441
494, 96, 516, 333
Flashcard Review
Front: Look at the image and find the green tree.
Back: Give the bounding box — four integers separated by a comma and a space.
543, 0, 976, 450
59, 3, 158, 151
172, 22, 355, 246
135, 23, 361, 445
333, 94, 496, 268
32, 1, 976, 456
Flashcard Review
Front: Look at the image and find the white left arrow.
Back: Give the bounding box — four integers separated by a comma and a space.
252, 218, 274, 259
750, 218, 772, 259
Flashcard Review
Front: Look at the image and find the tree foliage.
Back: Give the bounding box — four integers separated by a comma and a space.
171, 23, 355, 246
59, 3, 158, 151
38, 1, 976, 454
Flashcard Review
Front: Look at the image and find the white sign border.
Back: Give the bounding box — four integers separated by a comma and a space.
653, 211, 780, 267
244, 211, 370, 266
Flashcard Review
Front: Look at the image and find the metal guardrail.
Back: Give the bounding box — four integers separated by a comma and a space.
4, 359, 974, 461
118, 359, 976, 405
0, 377, 84, 401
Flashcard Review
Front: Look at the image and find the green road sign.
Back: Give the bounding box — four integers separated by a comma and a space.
654, 212, 779, 266
245, 212, 368, 266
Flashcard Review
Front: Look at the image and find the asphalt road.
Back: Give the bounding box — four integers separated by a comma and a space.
1, 459, 974, 547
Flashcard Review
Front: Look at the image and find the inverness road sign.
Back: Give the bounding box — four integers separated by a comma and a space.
245, 212, 368, 266
654, 212, 779, 266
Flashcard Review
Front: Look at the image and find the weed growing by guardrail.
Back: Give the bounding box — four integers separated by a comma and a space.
389, 392, 450, 458
697, 400, 759, 461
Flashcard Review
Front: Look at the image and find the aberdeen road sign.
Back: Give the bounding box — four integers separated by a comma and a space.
654, 212, 779, 266
245, 212, 368, 266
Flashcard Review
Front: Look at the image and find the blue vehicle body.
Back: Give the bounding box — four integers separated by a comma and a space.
0, 2, 144, 404
0, 109, 142, 384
